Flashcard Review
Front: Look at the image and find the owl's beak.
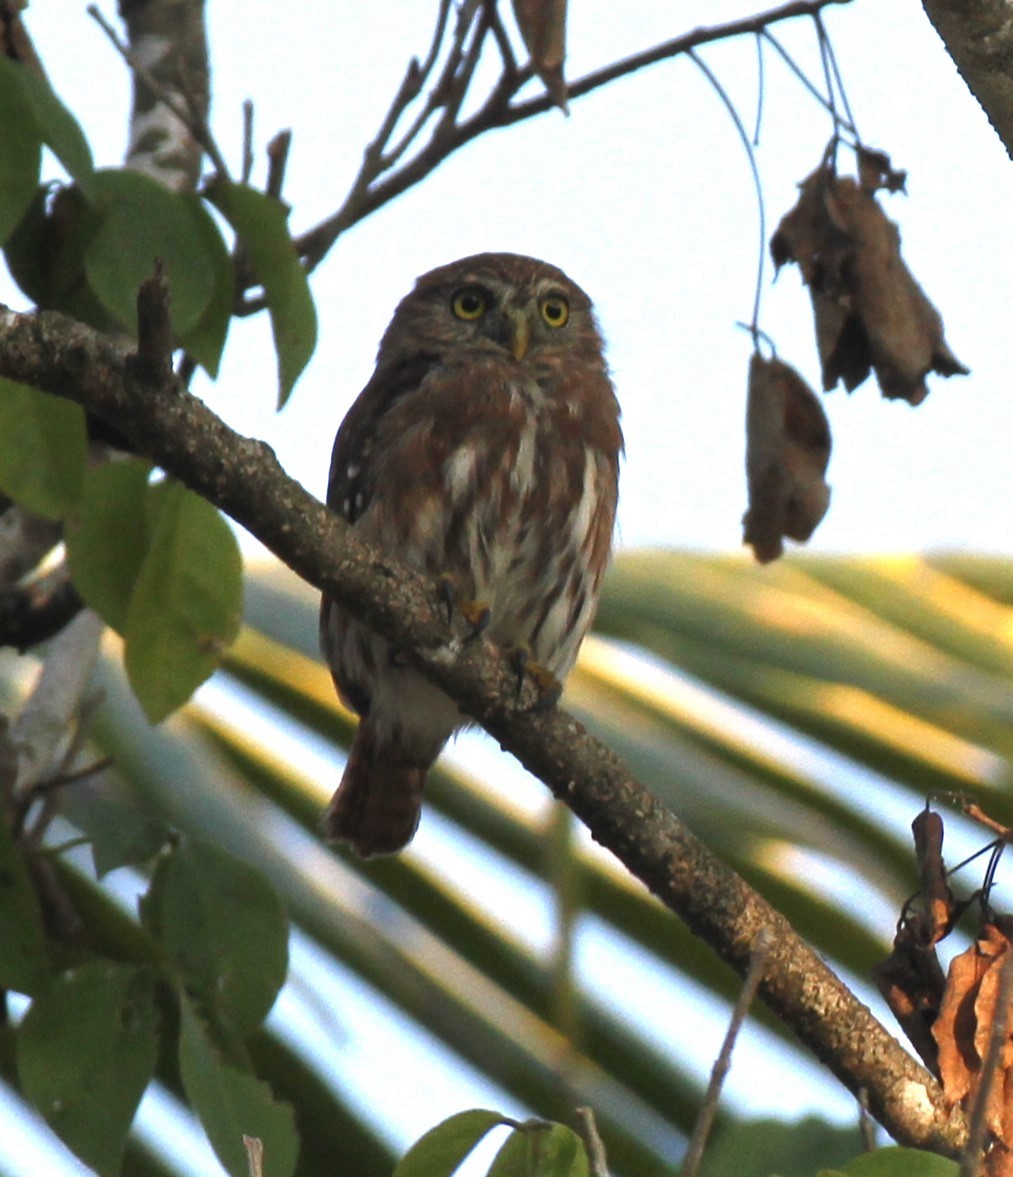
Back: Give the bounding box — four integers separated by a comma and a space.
506, 309, 531, 360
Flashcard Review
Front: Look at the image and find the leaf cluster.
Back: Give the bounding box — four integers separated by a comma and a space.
0, 55, 315, 403
1, 819, 292, 1177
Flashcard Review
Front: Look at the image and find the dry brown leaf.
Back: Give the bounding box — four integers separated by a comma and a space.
934, 924, 1013, 1147
742, 353, 832, 563
856, 146, 907, 195
512, 0, 569, 111
829, 178, 968, 404
873, 940, 946, 1075
770, 157, 968, 404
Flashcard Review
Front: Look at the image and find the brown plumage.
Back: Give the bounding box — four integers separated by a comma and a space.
319, 253, 622, 855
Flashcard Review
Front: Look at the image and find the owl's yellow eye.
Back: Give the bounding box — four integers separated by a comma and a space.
451, 287, 487, 321
540, 295, 570, 328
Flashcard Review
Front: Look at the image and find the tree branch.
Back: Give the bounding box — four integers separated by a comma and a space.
0, 301, 967, 1157
294, 0, 855, 272
920, 0, 1013, 160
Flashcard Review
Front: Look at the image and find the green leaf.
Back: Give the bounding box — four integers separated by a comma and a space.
824, 1148, 960, 1177
141, 836, 288, 1035
17, 962, 159, 1176
701, 1118, 864, 1177
178, 997, 298, 1177
395, 1110, 509, 1177
59, 781, 170, 879
3, 184, 117, 328
206, 179, 316, 406
85, 168, 220, 336
124, 479, 243, 722
488, 1123, 588, 1177
0, 379, 86, 518
14, 65, 96, 198
65, 458, 153, 633
0, 58, 42, 244
0, 783, 50, 995
179, 196, 234, 376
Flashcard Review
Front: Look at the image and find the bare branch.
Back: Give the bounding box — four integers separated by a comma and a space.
295, 0, 855, 272
680, 929, 774, 1177
88, 1, 227, 184
0, 300, 968, 1157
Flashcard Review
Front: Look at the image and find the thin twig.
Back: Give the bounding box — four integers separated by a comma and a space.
760, 29, 850, 127
960, 949, 1013, 1176
815, 10, 861, 142
858, 1088, 877, 1151
486, 0, 518, 75
574, 1107, 608, 1177
686, 49, 766, 336
680, 928, 774, 1176
752, 32, 765, 146
241, 99, 254, 184
243, 1136, 264, 1177
265, 131, 292, 201
295, 0, 854, 275
87, 3, 233, 180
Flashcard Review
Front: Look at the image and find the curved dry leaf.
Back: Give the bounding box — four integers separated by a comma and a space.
512, 0, 569, 111
933, 924, 1013, 1145
856, 146, 907, 195
742, 353, 832, 564
770, 159, 968, 404
829, 178, 969, 404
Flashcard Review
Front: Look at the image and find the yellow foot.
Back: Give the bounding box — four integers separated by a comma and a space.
509, 645, 563, 712
438, 576, 490, 640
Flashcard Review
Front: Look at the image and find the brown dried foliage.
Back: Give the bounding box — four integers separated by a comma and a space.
771, 149, 968, 405
742, 352, 831, 563
878, 807, 1013, 1173
934, 926, 1013, 1153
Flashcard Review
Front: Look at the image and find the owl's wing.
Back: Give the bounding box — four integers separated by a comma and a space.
326, 353, 438, 524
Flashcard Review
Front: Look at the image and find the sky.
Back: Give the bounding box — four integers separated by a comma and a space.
0, 2, 1010, 1173
4, 0, 1010, 558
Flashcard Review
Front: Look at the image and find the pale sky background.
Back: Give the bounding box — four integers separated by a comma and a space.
1, 2, 1011, 1174
7, 1, 1011, 558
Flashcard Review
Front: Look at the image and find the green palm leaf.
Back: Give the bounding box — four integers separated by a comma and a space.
3, 550, 1010, 1176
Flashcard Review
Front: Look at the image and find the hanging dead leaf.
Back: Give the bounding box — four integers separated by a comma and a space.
742, 353, 832, 563
933, 923, 1013, 1150
873, 938, 946, 1075
873, 810, 954, 1073
856, 146, 907, 195
512, 0, 569, 112
770, 156, 968, 404
829, 178, 968, 403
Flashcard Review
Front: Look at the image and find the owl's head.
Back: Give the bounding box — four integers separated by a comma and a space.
378, 252, 603, 365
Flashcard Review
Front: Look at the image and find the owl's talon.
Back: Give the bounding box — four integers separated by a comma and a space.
459, 600, 491, 641
508, 646, 562, 712
438, 577, 491, 640
438, 576, 456, 626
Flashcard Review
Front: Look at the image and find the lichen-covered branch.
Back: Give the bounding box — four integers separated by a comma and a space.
0, 301, 968, 1157
116, 0, 211, 189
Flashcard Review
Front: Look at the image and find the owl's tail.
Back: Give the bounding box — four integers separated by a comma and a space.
323, 721, 431, 856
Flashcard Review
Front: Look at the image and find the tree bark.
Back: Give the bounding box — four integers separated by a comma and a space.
921, 0, 1013, 159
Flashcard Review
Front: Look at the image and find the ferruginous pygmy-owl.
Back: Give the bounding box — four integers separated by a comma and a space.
319, 252, 623, 856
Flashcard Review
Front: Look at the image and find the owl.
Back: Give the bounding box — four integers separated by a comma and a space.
319, 252, 622, 856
